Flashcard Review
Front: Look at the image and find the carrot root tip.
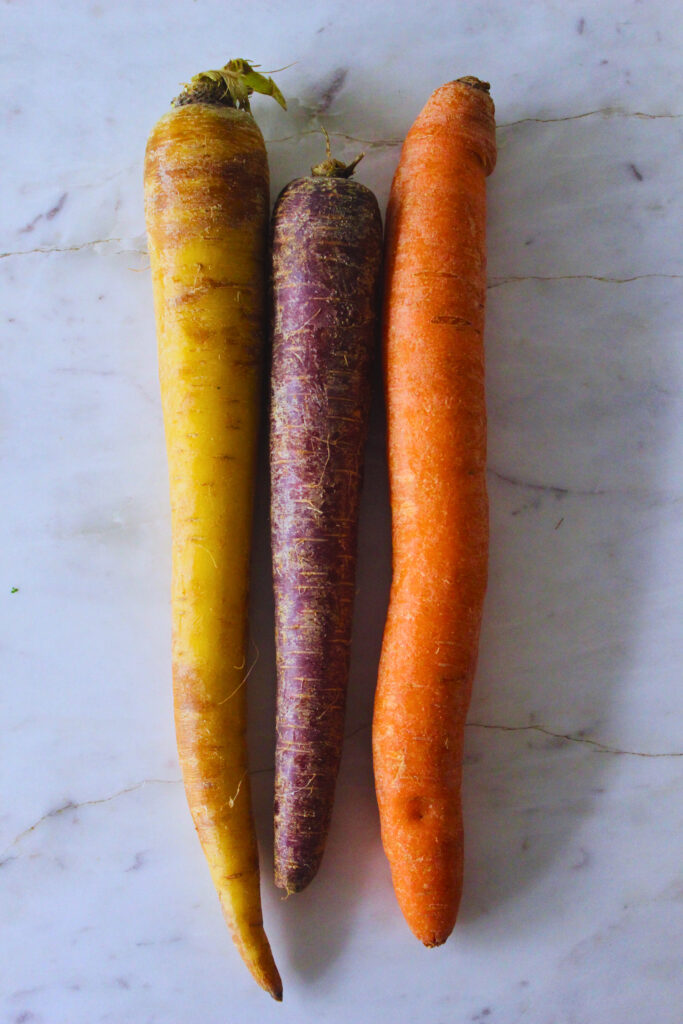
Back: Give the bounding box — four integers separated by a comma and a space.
275, 869, 314, 896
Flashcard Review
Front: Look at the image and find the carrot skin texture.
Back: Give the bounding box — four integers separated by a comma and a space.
270, 176, 383, 893
144, 103, 281, 999
372, 79, 496, 946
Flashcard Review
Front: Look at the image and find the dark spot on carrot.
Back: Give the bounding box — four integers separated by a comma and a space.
577, 17, 585, 34
430, 315, 473, 326
406, 797, 426, 821
629, 163, 643, 181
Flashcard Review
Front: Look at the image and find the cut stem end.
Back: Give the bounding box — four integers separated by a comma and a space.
455, 75, 491, 93
173, 58, 287, 111
311, 126, 364, 178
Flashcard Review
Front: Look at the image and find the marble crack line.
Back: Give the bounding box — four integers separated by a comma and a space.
266, 128, 403, 149
0, 762, 280, 863
266, 109, 683, 149
0, 239, 147, 260
0, 778, 181, 863
467, 721, 682, 758
498, 108, 683, 128
302, 718, 680, 759
487, 273, 682, 290
487, 466, 608, 498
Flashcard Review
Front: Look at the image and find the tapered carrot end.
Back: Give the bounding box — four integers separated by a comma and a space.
275, 866, 316, 896
409, 917, 456, 946
266, 977, 284, 1002
217, 894, 283, 1001
273, 823, 325, 895
394, 885, 460, 950
249, 955, 283, 1002
420, 930, 450, 949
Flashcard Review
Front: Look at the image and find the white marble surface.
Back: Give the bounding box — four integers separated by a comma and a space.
2, 1, 682, 1021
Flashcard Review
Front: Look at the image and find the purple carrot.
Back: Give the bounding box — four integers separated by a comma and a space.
270, 134, 383, 893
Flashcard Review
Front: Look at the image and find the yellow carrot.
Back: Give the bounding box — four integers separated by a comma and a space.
144, 60, 285, 1000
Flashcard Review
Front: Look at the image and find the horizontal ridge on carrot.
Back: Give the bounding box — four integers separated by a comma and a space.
372, 77, 497, 946
270, 132, 383, 894
144, 60, 284, 999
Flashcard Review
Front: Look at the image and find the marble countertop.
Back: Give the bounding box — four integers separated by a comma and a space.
2, 2, 682, 1021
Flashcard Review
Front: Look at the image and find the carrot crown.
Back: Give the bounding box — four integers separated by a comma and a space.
311, 126, 364, 178
456, 75, 491, 93
173, 59, 287, 111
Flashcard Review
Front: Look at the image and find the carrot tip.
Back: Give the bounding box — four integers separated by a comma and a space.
274, 863, 317, 895
260, 968, 284, 1001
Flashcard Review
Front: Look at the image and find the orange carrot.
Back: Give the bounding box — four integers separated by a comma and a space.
372, 77, 496, 947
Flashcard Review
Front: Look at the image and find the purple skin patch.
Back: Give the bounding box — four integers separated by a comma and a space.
270, 175, 383, 892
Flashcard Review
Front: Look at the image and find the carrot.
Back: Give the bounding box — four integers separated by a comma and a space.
270, 133, 383, 893
144, 60, 285, 999
372, 77, 497, 947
